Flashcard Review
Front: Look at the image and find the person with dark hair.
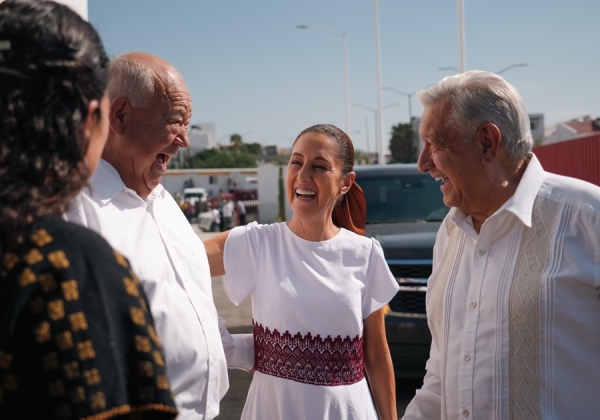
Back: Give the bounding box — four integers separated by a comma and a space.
204, 124, 399, 419
0, 1, 177, 419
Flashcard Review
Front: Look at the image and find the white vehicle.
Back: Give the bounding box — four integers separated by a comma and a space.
197, 209, 220, 232
182, 187, 207, 206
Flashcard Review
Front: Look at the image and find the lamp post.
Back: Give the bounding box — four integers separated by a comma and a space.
495, 63, 528, 75
382, 87, 414, 123
353, 103, 399, 164
439, 66, 459, 73
373, 0, 385, 165
439, 63, 528, 76
457, 0, 466, 73
297, 24, 350, 134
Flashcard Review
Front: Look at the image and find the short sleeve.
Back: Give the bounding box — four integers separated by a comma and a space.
361, 238, 399, 318
222, 222, 262, 305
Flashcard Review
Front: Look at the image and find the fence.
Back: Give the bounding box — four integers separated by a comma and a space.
534, 133, 600, 186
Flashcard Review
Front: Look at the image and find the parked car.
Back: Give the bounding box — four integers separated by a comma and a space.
355, 163, 449, 378
182, 187, 208, 205
197, 209, 220, 232
182, 187, 208, 221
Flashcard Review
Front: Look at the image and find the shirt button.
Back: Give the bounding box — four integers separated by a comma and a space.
464, 354, 471, 361
462, 409, 470, 417
470, 301, 477, 308
478, 249, 485, 256
210, 358, 215, 366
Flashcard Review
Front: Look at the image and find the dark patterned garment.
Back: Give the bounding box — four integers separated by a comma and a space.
0, 217, 178, 420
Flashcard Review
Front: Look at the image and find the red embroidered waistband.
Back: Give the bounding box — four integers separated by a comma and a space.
253, 322, 364, 387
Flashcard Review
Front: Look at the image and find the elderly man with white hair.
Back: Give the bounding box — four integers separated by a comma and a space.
66, 52, 253, 419
402, 71, 600, 420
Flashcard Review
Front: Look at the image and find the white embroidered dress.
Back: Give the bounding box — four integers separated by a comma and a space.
223, 222, 399, 420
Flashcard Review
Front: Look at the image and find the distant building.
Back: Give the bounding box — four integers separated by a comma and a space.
189, 123, 216, 151
543, 115, 600, 145
173, 122, 216, 168
529, 113, 544, 145
45, 0, 88, 20
263, 145, 278, 157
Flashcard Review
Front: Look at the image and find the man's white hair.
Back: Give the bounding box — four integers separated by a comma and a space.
107, 55, 155, 107
417, 70, 533, 160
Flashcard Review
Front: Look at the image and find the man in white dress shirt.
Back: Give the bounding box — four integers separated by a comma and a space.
403, 71, 600, 420
65, 52, 252, 419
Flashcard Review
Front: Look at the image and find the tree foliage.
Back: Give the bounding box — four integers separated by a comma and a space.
389, 123, 418, 163
230, 133, 243, 151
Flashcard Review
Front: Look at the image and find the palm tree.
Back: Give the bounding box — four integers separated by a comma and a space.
230, 134, 243, 152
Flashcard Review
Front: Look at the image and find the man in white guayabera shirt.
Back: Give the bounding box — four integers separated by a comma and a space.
402, 71, 600, 420
65, 52, 253, 419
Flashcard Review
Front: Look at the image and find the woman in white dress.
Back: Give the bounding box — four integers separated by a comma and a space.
205, 124, 399, 420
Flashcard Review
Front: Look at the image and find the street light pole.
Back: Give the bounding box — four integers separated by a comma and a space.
353, 103, 399, 164
457, 0, 466, 73
495, 63, 528, 75
439, 63, 529, 76
382, 87, 414, 122
297, 24, 351, 134
373, 0, 385, 165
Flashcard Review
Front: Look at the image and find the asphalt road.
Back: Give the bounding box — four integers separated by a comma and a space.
195, 227, 421, 419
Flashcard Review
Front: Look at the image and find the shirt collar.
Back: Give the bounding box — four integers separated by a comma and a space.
444, 153, 546, 235
500, 153, 546, 228
90, 159, 165, 206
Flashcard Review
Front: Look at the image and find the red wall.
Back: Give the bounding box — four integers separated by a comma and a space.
534, 134, 600, 186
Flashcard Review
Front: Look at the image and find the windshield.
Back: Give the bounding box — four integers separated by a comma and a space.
359, 174, 449, 223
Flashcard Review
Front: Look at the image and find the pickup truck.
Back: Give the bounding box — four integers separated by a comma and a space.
355, 163, 449, 378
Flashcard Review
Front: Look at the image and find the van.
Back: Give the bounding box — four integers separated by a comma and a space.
182, 187, 207, 206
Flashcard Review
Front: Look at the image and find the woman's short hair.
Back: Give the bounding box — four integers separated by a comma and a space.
417, 70, 533, 160
0, 0, 109, 248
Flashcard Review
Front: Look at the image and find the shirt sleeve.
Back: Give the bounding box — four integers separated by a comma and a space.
361, 238, 400, 318
218, 317, 254, 371
222, 222, 262, 305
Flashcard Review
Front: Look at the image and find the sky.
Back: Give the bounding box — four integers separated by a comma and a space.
88, 0, 600, 153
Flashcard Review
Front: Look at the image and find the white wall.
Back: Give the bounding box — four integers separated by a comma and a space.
257, 164, 292, 224
161, 165, 291, 224
0, 0, 88, 19
161, 169, 258, 197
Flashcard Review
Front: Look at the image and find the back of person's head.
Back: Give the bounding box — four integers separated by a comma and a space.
0, 0, 109, 249
293, 124, 366, 235
417, 70, 533, 160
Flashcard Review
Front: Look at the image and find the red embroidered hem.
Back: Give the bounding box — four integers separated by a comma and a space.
253, 322, 364, 387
